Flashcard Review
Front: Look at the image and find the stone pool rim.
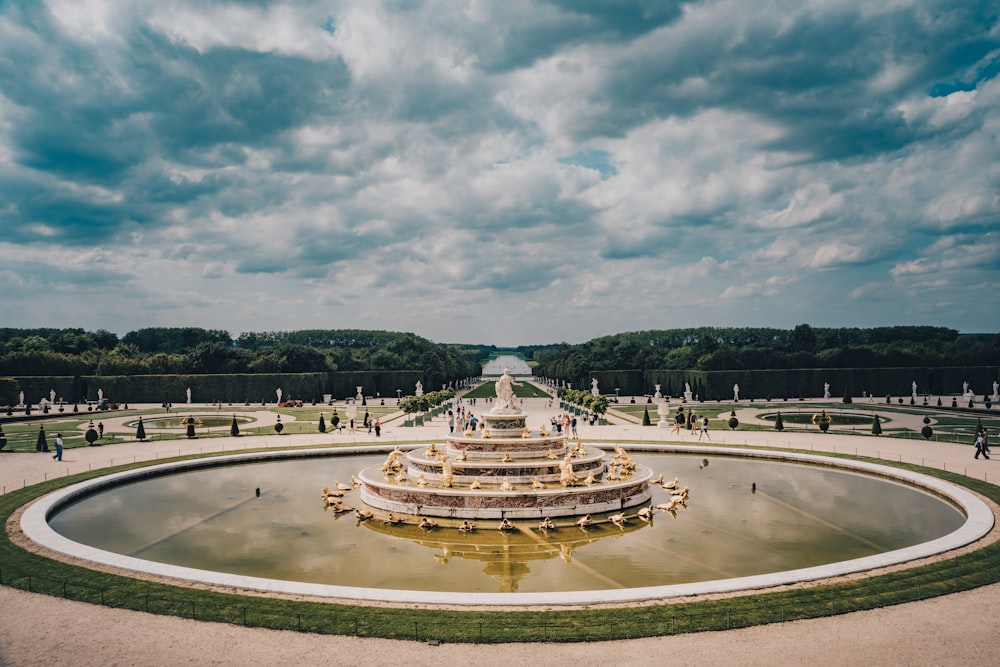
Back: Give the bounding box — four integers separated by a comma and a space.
20, 444, 995, 607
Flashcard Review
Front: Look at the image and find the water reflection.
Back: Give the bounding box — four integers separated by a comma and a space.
48, 453, 965, 593
363, 514, 651, 592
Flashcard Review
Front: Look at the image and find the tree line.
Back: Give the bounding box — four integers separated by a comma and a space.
4, 325, 998, 393
0, 327, 482, 391
530, 325, 1000, 385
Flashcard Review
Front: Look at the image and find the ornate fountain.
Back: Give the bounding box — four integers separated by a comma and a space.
358, 370, 654, 522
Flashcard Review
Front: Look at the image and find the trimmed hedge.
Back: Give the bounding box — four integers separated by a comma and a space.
5, 371, 427, 405
589, 367, 1000, 401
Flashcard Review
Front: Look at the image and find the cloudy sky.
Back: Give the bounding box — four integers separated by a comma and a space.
1, 1, 998, 346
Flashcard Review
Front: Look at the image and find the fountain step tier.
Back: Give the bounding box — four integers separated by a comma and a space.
444, 433, 572, 460
357, 464, 653, 520
407, 447, 606, 486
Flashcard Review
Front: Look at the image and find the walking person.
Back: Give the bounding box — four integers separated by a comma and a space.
699, 416, 711, 441
374, 419, 381, 437
974, 430, 989, 459
671, 408, 683, 435
52, 433, 64, 461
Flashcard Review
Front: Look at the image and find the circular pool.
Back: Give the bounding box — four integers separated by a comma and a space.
21, 444, 993, 606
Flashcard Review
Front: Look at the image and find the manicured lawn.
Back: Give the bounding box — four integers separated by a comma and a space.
463, 380, 548, 399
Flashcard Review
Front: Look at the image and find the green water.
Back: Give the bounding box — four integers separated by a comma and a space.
49, 453, 964, 593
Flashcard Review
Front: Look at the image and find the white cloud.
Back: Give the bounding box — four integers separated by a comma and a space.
2, 0, 998, 342
148, 3, 337, 60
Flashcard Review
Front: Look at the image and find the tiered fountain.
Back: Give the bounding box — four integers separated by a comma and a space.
358, 370, 653, 523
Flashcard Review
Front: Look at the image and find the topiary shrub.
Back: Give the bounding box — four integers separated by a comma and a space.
230, 415, 240, 437
136, 417, 147, 442
774, 412, 784, 431
921, 416, 932, 439
642, 407, 651, 426
318, 414, 327, 433
728, 410, 739, 430
871, 414, 882, 436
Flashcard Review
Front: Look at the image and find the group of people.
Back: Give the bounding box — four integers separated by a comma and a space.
548, 414, 579, 437
974, 426, 991, 460
448, 405, 476, 434
362, 412, 382, 437
670, 407, 710, 441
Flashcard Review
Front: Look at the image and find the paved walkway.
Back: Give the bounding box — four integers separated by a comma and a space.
1, 397, 999, 665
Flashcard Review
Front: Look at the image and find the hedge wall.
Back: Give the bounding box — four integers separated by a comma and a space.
5, 371, 427, 405
589, 366, 1000, 401
3, 376, 76, 407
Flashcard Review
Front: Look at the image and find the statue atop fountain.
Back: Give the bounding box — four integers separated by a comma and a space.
493, 369, 522, 414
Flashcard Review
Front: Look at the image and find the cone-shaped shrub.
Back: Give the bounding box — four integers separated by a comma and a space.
36, 425, 48, 452
318, 414, 327, 433
642, 407, 651, 426
774, 412, 784, 431
136, 417, 147, 441
230, 415, 240, 437
871, 414, 882, 436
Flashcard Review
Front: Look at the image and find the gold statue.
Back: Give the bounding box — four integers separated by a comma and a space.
440, 458, 454, 488
559, 453, 578, 487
